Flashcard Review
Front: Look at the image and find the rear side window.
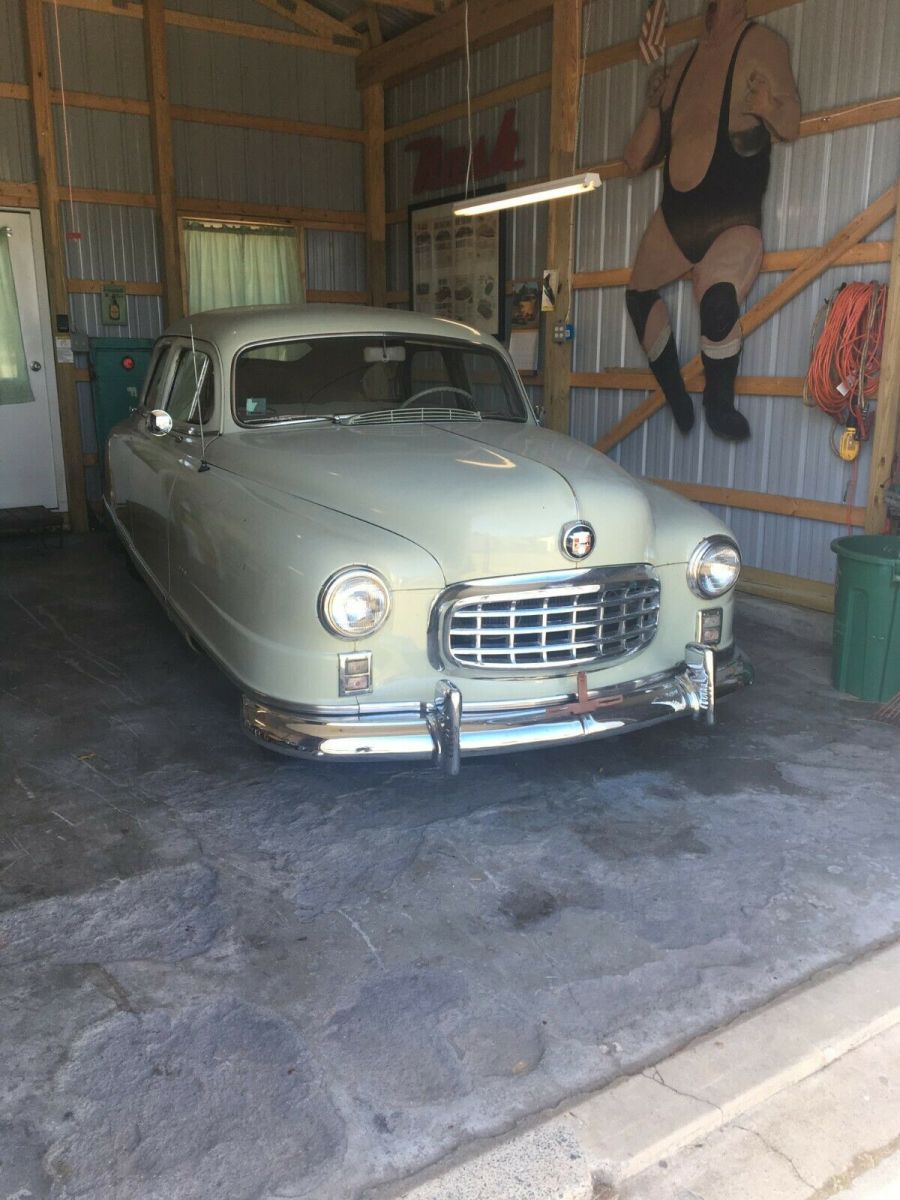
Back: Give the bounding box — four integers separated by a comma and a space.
142, 344, 171, 410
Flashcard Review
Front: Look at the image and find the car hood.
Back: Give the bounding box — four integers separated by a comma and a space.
208, 421, 656, 584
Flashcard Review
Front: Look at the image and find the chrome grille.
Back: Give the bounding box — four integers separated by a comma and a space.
444, 572, 661, 672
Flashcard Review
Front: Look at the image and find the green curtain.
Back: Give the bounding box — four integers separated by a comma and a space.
0, 228, 33, 405
184, 221, 303, 314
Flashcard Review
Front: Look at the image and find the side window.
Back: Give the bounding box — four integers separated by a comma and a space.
142, 344, 172, 411
166, 349, 215, 426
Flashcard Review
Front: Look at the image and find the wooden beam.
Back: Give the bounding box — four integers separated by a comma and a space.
23, 0, 89, 533
142, 0, 182, 324
647, 479, 866, 528
365, 5, 382, 47
363, 83, 386, 307
573, 242, 893, 291
253, 0, 362, 45
0, 181, 40, 206
595, 186, 898, 454
170, 103, 365, 144
543, 0, 581, 434
865, 180, 900, 534
165, 8, 360, 55
67, 279, 164, 296
357, 0, 551, 89
176, 196, 365, 231
384, 72, 551, 143
737, 566, 835, 613
572, 370, 805, 396
306, 288, 369, 303
369, 0, 438, 13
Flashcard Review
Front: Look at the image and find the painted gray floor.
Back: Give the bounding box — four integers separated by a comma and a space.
1, 534, 898, 1200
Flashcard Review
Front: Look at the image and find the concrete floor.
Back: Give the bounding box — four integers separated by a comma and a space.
1, 533, 898, 1200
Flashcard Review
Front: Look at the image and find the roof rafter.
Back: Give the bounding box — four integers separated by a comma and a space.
253, 0, 362, 45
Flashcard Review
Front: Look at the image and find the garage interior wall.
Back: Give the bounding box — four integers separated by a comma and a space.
382, 0, 899, 589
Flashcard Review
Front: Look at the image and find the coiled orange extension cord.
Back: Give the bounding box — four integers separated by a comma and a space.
805, 280, 887, 439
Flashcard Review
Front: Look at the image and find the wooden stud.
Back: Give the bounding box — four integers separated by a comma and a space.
67, 279, 164, 295
176, 196, 365, 231
0, 181, 40, 206
170, 103, 365, 144
22, 0, 89, 532
543, 0, 581, 435
143, 0, 183, 324
647, 479, 866, 528
595, 186, 898, 453
365, 6, 383, 47
385, 72, 551, 144
363, 83, 387, 307
865, 180, 900, 534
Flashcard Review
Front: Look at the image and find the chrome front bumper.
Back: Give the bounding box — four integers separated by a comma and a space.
241, 643, 752, 774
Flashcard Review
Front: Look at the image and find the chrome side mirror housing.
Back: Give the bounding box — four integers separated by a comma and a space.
148, 409, 173, 437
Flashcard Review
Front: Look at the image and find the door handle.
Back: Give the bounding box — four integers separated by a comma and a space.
30, 361, 42, 372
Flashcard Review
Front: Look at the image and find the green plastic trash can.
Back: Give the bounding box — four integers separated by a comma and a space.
830, 535, 900, 702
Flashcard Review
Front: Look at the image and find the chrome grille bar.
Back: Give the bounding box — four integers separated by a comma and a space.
442, 569, 661, 672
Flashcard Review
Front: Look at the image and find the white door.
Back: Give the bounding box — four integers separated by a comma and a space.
0, 210, 66, 511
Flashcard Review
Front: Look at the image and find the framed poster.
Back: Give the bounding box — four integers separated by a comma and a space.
408, 192, 505, 338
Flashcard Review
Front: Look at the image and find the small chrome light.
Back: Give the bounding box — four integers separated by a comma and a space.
320, 568, 390, 638
696, 607, 724, 645
339, 652, 373, 695
687, 537, 741, 598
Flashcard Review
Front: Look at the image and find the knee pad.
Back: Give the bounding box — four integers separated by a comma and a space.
625, 288, 661, 342
699, 282, 739, 343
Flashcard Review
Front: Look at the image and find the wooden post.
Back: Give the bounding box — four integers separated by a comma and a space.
865, 180, 900, 534
22, 0, 89, 532
543, 0, 581, 434
143, 0, 183, 323
363, 83, 386, 307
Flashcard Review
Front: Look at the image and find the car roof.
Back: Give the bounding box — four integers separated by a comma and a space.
163, 304, 497, 358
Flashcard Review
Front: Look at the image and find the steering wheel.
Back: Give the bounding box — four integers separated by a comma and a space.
399, 385, 474, 409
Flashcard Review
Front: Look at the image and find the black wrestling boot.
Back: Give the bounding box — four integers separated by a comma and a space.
649, 334, 694, 433
702, 351, 750, 441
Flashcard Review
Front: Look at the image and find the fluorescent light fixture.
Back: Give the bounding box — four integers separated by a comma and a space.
453, 173, 601, 217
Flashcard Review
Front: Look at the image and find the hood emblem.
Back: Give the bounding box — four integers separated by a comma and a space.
561, 521, 595, 560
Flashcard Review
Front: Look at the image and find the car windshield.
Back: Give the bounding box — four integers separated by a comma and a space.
233, 335, 529, 425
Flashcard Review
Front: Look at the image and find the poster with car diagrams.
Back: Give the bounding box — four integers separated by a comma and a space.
408, 195, 504, 337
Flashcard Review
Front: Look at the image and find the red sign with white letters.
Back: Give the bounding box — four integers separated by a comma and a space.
405, 109, 525, 196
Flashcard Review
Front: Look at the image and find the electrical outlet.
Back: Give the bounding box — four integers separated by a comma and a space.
553, 322, 574, 344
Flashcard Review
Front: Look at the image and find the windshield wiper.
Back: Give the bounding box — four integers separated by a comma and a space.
242, 414, 331, 425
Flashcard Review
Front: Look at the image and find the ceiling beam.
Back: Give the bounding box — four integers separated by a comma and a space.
254, 0, 362, 45
356, 0, 551, 89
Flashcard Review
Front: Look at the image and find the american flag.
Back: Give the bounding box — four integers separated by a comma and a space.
638, 0, 667, 65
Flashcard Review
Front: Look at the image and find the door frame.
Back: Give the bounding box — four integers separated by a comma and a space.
1, 207, 69, 513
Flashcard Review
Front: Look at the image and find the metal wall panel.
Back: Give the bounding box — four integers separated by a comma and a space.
165, 0, 296, 31
306, 229, 366, 293
61, 202, 160, 284
167, 26, 361, 129
385, 22, 552, 128
52, 108, 154, 193
0, 100, 36, 183
46, 7, 147, 100
68, 291, 164, 341
0, 0, 26, 83
173, 121, 363, 210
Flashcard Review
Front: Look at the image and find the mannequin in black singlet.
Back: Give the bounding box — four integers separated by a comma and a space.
623, 0, 800, 440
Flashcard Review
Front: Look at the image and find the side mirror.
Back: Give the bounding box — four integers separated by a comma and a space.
148, 409, 173, 437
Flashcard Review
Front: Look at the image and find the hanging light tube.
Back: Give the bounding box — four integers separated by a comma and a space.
453, 173, 601, 217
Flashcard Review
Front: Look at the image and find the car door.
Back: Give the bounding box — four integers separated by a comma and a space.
165, 342, 222, 635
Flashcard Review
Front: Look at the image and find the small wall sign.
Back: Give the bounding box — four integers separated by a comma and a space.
102, 283, 127, 326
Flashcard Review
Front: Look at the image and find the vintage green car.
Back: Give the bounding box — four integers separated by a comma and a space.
105, 305, 751, 773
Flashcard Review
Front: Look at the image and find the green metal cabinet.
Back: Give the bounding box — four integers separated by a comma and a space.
89, 337, 154, 458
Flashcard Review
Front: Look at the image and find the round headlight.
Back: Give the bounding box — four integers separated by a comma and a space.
687, 536, 741, 598
319, 568, 390, 638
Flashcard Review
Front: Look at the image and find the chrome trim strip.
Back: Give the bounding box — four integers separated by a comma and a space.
240, 643, 753, 767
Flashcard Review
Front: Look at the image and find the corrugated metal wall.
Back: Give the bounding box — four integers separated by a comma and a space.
0, 0, 366, 344
385, 0, 899, 582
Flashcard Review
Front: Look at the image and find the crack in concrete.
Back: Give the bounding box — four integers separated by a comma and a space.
643, 1067, 726, 1122
84, 964, 137, 1014
734, 1122, 817, 1191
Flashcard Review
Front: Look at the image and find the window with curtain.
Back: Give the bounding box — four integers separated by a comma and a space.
0, 227, 34, 405
183, 220, 304, 315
